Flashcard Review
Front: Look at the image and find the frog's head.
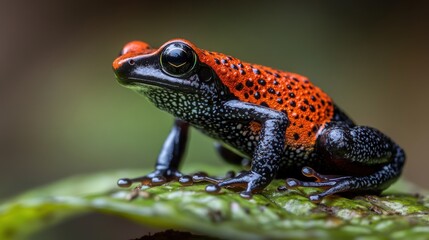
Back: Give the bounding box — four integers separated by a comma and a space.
113, 39, 221, 95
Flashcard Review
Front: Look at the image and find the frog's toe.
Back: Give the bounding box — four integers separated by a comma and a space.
283, 166, 356, 202
285, 178, 354, 202
285, 178, 336, 189
217, 175, 249, 189
205, 184, 222, 194
117, 175, 168, 188
239, 191, 253, 199
205, 171, 267, 198
117, 169, 186, 188
218, 171, 264, 188
117, 178, 134, 188
308, 180, 356, 202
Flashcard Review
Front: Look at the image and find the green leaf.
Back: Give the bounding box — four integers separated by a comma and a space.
1, 165, 429, 240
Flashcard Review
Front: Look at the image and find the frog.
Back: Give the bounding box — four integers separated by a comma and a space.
112, 39, 405, 202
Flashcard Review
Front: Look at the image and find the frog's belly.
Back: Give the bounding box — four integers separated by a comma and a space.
193, 120, 259, 157
193, 120, 319, 168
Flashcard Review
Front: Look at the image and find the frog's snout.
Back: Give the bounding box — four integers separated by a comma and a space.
112, 55, 135, 83
113, 52, 138, 70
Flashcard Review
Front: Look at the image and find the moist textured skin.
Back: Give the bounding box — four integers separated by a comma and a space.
113, 39, 405, 201
196, 49, 334, 149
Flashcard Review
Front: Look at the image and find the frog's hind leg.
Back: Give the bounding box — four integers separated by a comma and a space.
285, 122, 406, 202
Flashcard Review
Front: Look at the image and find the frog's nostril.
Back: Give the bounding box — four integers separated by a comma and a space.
113, 55, 135, 71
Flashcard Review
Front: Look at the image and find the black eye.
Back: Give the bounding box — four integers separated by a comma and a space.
160, 42, 197, 77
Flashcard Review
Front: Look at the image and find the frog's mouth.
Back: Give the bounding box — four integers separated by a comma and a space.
115, 73, 197, 94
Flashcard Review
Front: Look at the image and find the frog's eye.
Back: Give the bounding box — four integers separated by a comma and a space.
160, 42, 197, 77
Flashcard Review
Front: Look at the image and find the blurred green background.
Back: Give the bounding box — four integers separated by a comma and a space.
1, 1, 429, 239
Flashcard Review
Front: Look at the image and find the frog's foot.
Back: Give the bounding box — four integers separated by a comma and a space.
200, 171, 268, 199
282, 166, 353, 202
191, 170, 236, 184
117, 169, 190, 188
118, 169, 236, 189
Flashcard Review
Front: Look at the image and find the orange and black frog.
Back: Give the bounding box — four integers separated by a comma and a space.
112, 39, 405, 202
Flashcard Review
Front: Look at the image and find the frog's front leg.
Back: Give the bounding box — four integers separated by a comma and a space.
284, 123, 406, 202
117, 118, 189, 188
206, 100, 288, 198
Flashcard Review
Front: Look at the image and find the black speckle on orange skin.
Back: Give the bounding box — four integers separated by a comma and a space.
261, 102, 269, 108
293, 133, 300, 140
235, 83, 244, 91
